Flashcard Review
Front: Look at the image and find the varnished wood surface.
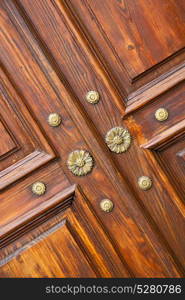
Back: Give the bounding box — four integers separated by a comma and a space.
0, 121, 16, 157
125, 62, 185, 114
0, 187, 130, 278
128, 81, 185, 141
68, 0, 185, 94
73, 0, 185, 78
0, 0, 185, 278
159, 137, 185, 198
0, 219, 97, 278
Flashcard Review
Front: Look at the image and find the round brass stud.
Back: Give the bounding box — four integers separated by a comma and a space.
67, 150, 94, 176
100, 199, 114, 212
32, 182, 46, 196
155, 108, 168, 122
105, 127, 131, 153
86, 91, 100, 104
138, 176, 152, 190
48, 113, 62, 127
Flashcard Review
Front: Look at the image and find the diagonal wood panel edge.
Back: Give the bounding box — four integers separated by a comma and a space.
0, 150, 53, 190
0, 184, 131, 277
142, 120, 185, 150
0, 66, 57, 190
0, 184, 76, 247
125, 63, 185, 116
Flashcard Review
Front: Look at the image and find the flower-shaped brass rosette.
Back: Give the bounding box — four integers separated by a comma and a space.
67, 150, 94, 176
105, 127, 131, 153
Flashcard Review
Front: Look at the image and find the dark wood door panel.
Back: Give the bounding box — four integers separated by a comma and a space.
0, 162, 69, 239
129, 81, 185, 141
0, 220, 96, 278
67, 0, 185, 94
0, 0, 184, 278
146, 133, 185, 199
0, 69, 56, 190
72, 0, 185, 78
1, 0, 181, 277
0, 186, 130, 278
159, 135, 185, 197
0, 120, 17, 158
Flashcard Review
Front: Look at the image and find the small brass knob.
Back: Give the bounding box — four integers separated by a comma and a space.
32, 182, 46, 196
100, 199, 114, 212
48, 113, 62, 127
155, 108, 168, 121
67, 150, 94, 176
86, 91, 100, 104
138, 176, 152, 190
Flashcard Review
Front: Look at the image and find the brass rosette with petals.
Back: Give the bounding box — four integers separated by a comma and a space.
105, 127, 131, 153
67, 150, 94, 176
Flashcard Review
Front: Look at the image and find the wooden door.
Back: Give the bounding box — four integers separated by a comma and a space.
0, 0, 184, 278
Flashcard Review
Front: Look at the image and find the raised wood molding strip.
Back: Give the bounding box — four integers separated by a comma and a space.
51, 0, 126, 114
0, 184, 76, 248
177, 149, 185, 161
125, 62, 185, 116
0, 120, 19, 159
0, 150, 54, 190
0, 219, 67, 267
142, 120, 185, 150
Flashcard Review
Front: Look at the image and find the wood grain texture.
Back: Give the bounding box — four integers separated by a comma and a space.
0, 220, 97, 278
83, 0, 185, 78
0, 0, 185, 278
0, 67, 56, 189
142, 121, 185, 202
68, 0, 185, 95
0, 184, 75, 247
158, 137, 185, 198
0, 162, 69, 238
15, 0, 185, 274
5, 0, 182, 277
127, 81, 185, 141
142, 120, 185, 150
0, 186, 130, 278
0, 120, 16, 157
125, 63, 185, 115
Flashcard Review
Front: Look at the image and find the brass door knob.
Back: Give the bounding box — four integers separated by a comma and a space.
86, 91, 100, 104
155, 108, 168, 121
32, 182, 46, 195
48, 113, 62, 127
100, 199, 114, 212
138, 176, 152, 190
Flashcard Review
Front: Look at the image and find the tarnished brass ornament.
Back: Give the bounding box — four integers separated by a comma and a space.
138, 176, 152, 190
32, 182, 46, 196
100, 199, 114, 212
155, 108, 168, 121
86, 91, 100, 104
67, 150, 94, 176
105, 127, 131, 153
48, 113, 62, 127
